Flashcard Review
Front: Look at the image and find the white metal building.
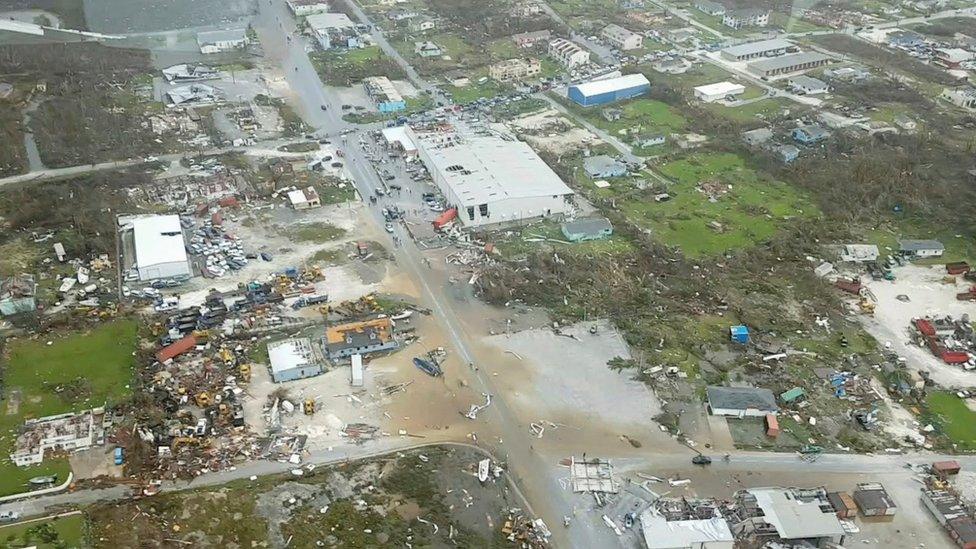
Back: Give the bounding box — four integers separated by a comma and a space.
406, 124, 574, 229
720, 39, 793, 61
286, 0, 330, 16
269, 338, 324, 383
129, 215, 191, 281
639, 511, 734, 549
197, 29, 249, 54
694, 81, 745, 102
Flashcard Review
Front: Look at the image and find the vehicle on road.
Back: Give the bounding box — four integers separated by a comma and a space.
320, 104, 328, 110
691, 455, 712, 465
0, 511, 19, 522
385, 222, 394, 233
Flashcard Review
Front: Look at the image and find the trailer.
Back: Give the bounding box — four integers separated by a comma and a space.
933, 460, 961, 478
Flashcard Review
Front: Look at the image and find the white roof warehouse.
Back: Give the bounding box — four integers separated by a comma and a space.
405, 124, 574, 228
125, 214, 191, 281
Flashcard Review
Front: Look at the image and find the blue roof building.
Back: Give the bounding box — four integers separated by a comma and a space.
569, 73, 650, 107
792, 124, 830, 145
730, 325, 750, 344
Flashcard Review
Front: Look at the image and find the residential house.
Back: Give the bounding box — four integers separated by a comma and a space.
512, 29, 551, 48
415, 40, 442, 57
548, 38, 590, 68
387, 8, 419, 21
602, 24, 643, 50
695, 0, 727, 16
652, 56, 692, 74
408, 17, 436, 32
636, 133, 666, 147
741, 127, 773, 146
942, 87, 976, 110
722, 8, 769, 29
488, 58, 542, 82
934, 48, 975, 69
775, 144, 799, 163
789, 75, 828, 95
583, 155, 627, 178
899, 239, 944, 258
706, 386, 779, 417
840, 244, 879, 262
792, 124, 830, 144
324, 317, 399, 359
287, 187, 322, 210
823, 65, 871, 82
602, 107, 622, 121
561, 218, 613, 242
286, 0, 330, 16
197, 28, 249, 54
0, 274, 37, 316
887, 31, 925, 48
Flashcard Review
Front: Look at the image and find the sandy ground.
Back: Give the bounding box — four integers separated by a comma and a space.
482, 320, 668, 449
860, 264, 976, 388
506, 108, 600, 155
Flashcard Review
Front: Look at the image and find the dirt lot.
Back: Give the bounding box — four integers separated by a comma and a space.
87, 445, 520, 547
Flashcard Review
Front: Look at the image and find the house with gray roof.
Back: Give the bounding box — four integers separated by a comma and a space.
706, 386, 778, 417
561, 218, 613, 242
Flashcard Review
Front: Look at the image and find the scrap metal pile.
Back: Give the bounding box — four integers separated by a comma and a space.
912, 316, 975, 367
141, 335, 258, 479
501, 508, 551, 547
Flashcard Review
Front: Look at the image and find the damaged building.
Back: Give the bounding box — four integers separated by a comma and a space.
0, 273, 37, 316
324, 317, 399, 359
11, 409, 107, 466
731, 487, 846, 547
268, 338, 325, 383
405, 123, 575, 229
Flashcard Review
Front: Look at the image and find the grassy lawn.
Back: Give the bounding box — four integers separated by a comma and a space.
446, 74, 511, 104
770, 12, 826, 34
310, 46, 405, 86
0, 513, 86, 548
492, 219, 635, 259
621, 153, 817, 256
927, 391, 976, 451
491, 97, 549, 120
702, 96, 798, 123
287, 222, 347, 242
0, 320, 138, 496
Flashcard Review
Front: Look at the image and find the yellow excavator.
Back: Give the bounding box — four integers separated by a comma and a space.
239, 364, 252, 383
304, 398, 316, 415
195, 391, 212, 408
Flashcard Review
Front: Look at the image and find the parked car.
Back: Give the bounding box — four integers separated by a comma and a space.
0, 511, 20, 522
691, 455, 712, 465
385, 223, 395, 233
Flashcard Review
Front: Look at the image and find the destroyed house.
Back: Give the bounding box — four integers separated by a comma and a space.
0, 274, 37, 316
733, 487, 846, 548
852, 483, 896, 517
639, 510, 734, 549
156, 334, 198, 363
325, 317, 398, 359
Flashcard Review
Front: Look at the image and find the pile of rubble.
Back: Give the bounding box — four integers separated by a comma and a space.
501, 508, 551, 547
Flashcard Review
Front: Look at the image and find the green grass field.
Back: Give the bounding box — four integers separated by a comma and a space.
927, 391, 976, 451
0, 320, 138, 496
287, 222, 347, 243
621, 153, 817, 256
0, 513, 86, 548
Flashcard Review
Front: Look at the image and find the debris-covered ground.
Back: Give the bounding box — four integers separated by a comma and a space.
87, 445, 527, 548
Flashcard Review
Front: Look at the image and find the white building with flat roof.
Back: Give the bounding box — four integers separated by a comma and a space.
548, 38, 590, 68
602, 24, 643, 50
694, 81, 745, 102
406, 124, 574, 228
720, 38, 793, 61
125, 214, 191, 281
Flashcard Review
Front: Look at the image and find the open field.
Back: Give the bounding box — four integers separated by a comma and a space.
926, 391, 976, 451
0, 103, 27, 177
285, 221, 348, 242
622, 153, 818, 256
0, 513, 86, 548
0, 320, 137, 496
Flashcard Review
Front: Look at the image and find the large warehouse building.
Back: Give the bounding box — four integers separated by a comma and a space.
748, 52, 830, 77
568, 73, 650, 107
123, 214, 192, 281
406, 124, 574, 229
720, 38, 794, 61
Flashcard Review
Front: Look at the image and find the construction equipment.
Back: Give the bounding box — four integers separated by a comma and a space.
303, 398, 316, 415
172, 437, 203, 450
195, 391, 212, 408
858, 297, 876, 315
239, 363, 252, 382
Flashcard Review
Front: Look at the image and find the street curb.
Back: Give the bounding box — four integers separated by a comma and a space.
0, 472, 74, 504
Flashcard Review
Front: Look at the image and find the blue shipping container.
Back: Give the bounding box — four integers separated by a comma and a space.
568, 82, 650, 107
114, 447, 125, 465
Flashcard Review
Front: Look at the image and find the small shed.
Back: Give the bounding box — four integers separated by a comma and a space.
780, 387, 806, 404
730, 325, 750, 344
350, 353, 364, 387
899, 239, 944, 258
561, 218, 613, 242
853, 482, 897, 517
765, 413, 780, 437
827, 491, 857, 519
